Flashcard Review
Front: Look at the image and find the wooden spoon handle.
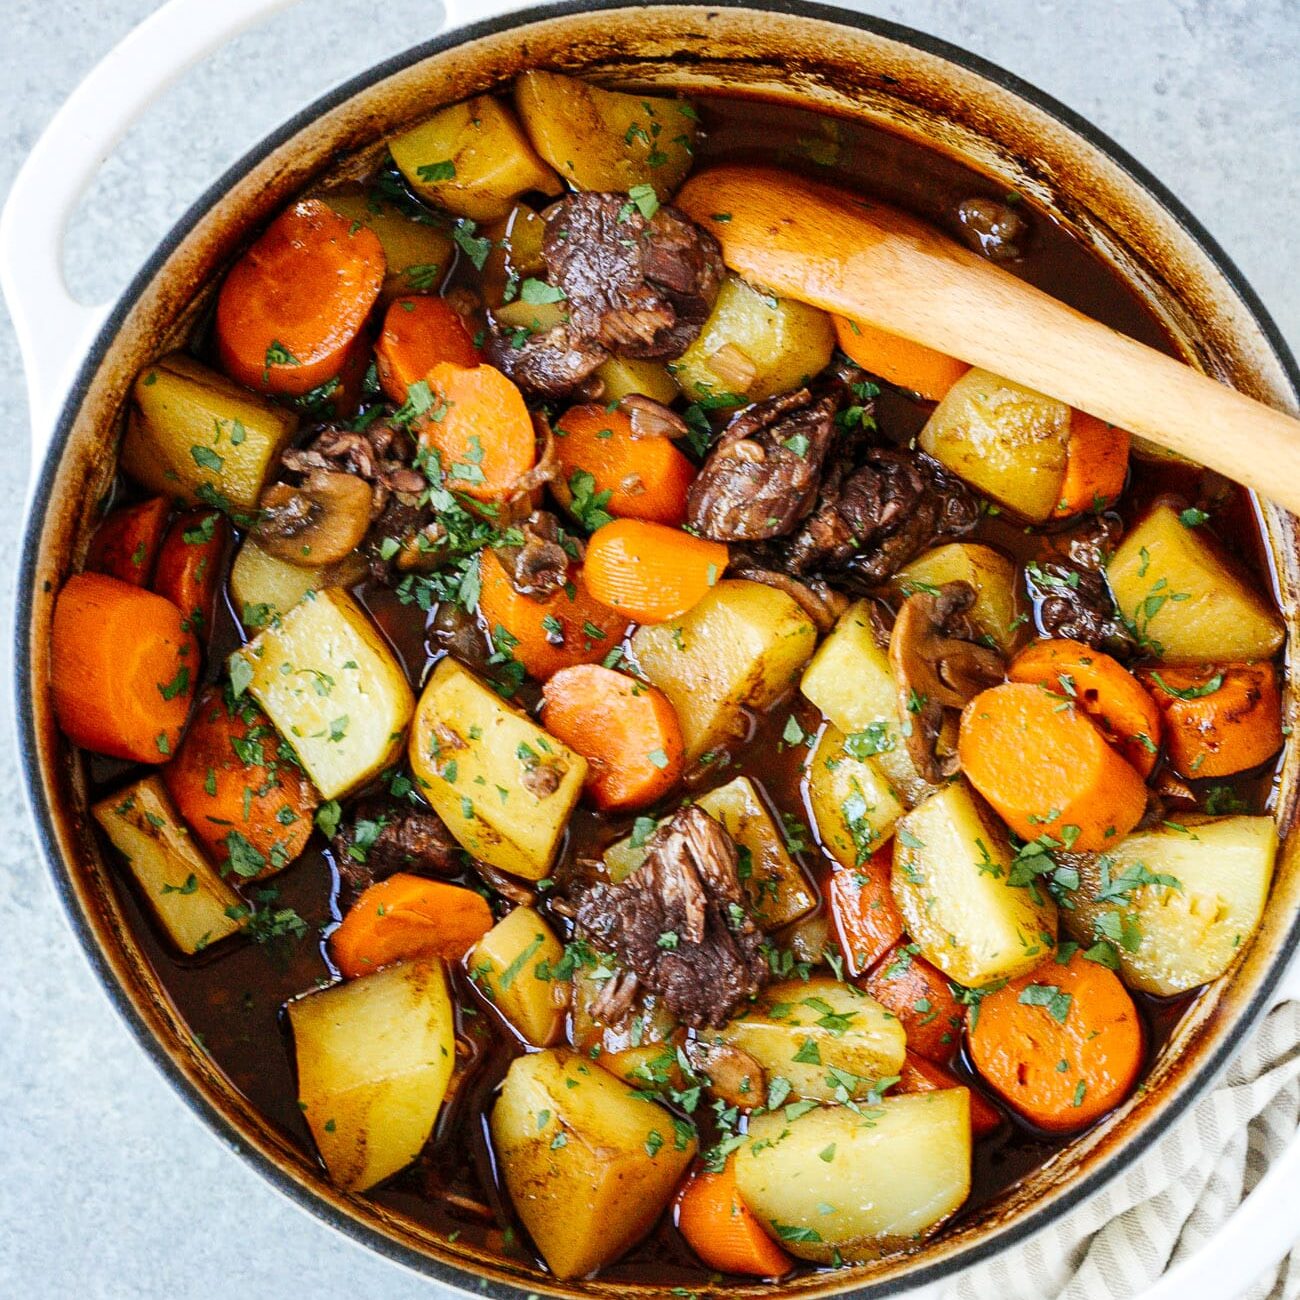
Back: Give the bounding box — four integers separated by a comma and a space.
676, 165, 1300, 513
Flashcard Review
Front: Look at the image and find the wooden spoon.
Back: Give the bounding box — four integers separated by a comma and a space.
676, 165, 1300, 513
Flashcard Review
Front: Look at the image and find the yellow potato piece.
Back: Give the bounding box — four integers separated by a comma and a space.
891, 542, 1028, 655
322, 185, 453, 298
808, 725, 905, 867
469, 906, 566, 1046
229, 538, 367, 627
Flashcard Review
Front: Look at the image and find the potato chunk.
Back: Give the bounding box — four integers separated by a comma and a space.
93, 777, 243, 955
735, 1090, 971, 1263
122, 353, 298, 512
571, 965, 680, 1089
288, 960, 455, 1192
322, 186, 453, 299
808, 725, 905, 867
469, 906, 566, 1047
409, 658, 586, 880
1063, 815, 1276, 995
672, 275, 835, 406
892, 781, 1057, 986
1107, 502, 1285, 664
715, 977, 905, 1101
229, 538, 367, 626
232, 588, 414, 800
491, 1048, 696, 1279
891, 543, 1028, 654
389, 95, 561, 222
632, 579, 817, 763
919, 368, 1070, 521
514, 70, 698, 198
594, 356, 679, 405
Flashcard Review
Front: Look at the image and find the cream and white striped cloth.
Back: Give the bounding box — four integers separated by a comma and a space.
940, 1002, 1300, 1299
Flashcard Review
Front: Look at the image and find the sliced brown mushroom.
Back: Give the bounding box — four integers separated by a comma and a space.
254, 469, 373, 567
889, 581, 1005, 783
686, 1038, 767, 1110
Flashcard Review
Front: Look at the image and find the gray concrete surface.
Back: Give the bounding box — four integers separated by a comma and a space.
1, 1, 1297, 1295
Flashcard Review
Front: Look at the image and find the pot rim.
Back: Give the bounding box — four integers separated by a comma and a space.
15, 2, 1300, 1296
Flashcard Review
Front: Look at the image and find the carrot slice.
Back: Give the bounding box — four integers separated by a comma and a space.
958, 682, 1148, 851
329, 874, 493, 979
675, 1159, 793, 1278
215, 199, 385, 396
582, 520, 728, 624
865, 940, 965, 1064
1139, 662, 1283, 778
417, 362, 535, 500
163, 686, 318, 875
541, 664, 685, 810
833, 316, 969, 402
87, 497, 170, 588
152, 510, 231, 640
553, 403, 697, 526
1053, 412, 1131, 516
1008, 637, 1162, 777
51, 573, 198, 763
477, 547, 630, 681
968, 949, 1143, 1132
897, 1051, 1002, 1138
375, 296, 482, 403
827, 845, 904, 977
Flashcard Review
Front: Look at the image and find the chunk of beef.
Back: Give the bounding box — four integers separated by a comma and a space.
484, 318, 608, 398
544, 194, 724, 359
788, 446, 979, 587
687, 388, 841, 541
575, 806, 769, 1028
332, 799, 463, 901
1029, 516, 1135, 655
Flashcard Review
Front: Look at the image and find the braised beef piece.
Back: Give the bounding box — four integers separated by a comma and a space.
686, 387, 842, 541
494, 510, 572, 598
1029, 516, 1135, 655
787, 446, 979, 586
484, 318, 608, 399
575, 806, 769, 1028
332, 800, 464, 901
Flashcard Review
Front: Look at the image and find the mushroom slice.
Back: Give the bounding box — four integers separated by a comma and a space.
255, 470, 373, 567
685, 1038, 767, 1111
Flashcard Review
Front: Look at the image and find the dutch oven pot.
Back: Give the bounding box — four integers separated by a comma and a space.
6, 2, 1300, 1297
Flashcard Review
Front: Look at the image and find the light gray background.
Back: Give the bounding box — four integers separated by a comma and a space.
1, 1, 1297, 1295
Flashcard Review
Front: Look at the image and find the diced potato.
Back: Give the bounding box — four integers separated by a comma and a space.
735, 1091, 971, 1263
409, 658, 586, 880
892, 781, 1057, 986
632, 579, 817, 763
808, 725, 905, 867
593, 356, 680, 405
480, 202, 546, 307
322, 185, 453, 298
491, 1047, 696, 1279
469, 906, 566, 1046
1063, 815, 1276, 996
672, 275, 836, 406
229, 538, 368, 626
122, 353, 298, 512
715, 977, 905, 1101
389, 95, 561, 222
92, 777, 243, 955
233, 588, 414, 800
288, 960, 455, 1192
514, 70, 698, 198
490, 298, 567, 339
919, 368, 1070, 522
891, 543, 1028, 654
1107, 502, 1285, 664
571, 964, 680, 1089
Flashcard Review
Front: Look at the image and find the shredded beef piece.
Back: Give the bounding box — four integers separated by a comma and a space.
1029, 515, 1135, 655
484, 319, 608, 398
493, 510, 571, 598
686, 388, 841, 541
332, 800, 463, 901
544, 194, 724, 360
575, 806, 769, 1028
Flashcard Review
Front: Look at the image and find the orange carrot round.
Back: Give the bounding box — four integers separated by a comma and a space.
833, 316, 969, 402
1054, 412, 1131, 516
418, 362, 536, 500
582, 520, 728, 624
553, 403, 697, 526
675, 1159, 793, 1278
968, 949, 1143, 1132
51, 573, 198, 763
541, 665, 685, 810
152, 510, 231, 640
215, 199, 385, 396
866, 940, 965, 1064
329, 874, 493, 979
959, 682, 1148, 851
87, 497, 170, 588
827, 844, 904, 977
897, 1051, 1002, 1138
1009, 637, 1162, 777
1139, 662, 1283, 778
375, 296, 482, 404
163, 686, 318, 874
477, 547, 630, 681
